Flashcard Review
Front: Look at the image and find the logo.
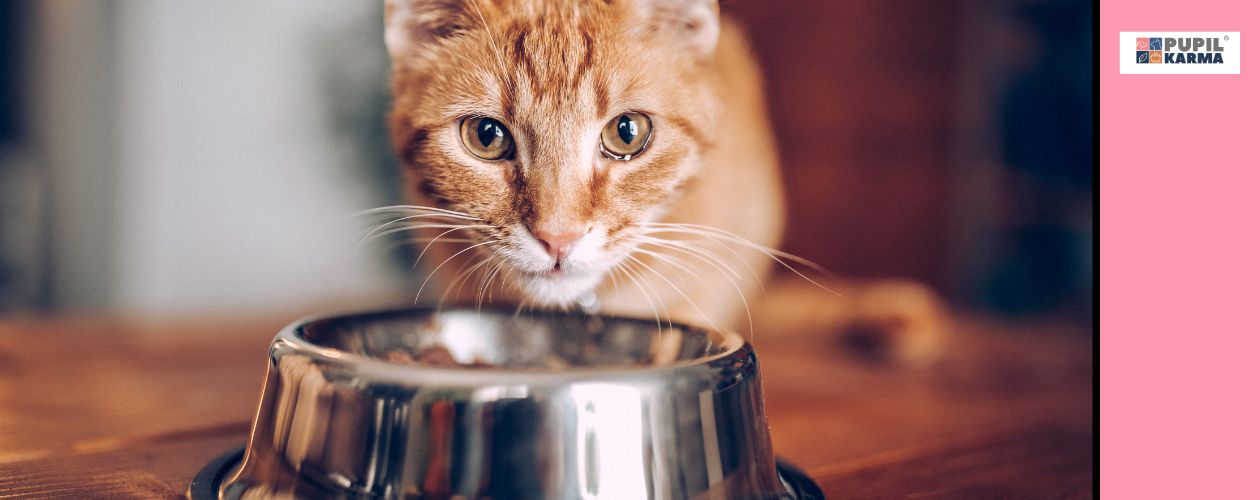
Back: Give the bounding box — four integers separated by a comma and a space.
1120, 32, 1240, 74
1137, 36, 1225, 64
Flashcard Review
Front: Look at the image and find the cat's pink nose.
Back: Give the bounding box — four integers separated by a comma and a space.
533, 227, 586, 261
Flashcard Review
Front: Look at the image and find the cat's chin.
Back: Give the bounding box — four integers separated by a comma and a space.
514, 269, 604, 307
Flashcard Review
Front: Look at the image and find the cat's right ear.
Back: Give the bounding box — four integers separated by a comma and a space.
384, 0, 468, 66
625, 0, 721, 59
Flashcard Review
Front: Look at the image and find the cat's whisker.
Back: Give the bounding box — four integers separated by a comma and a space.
636, 223, 842, 297
436, 254, 495, 308
629, 244, 755, 339
473, 259, 493, 309
637, 222, 829, 273
631, 238, 755, 312
363, 223, 493, 248
467, 0, 511, 78
357, 212, 483, 243
416, 240, 498, 301
413, 226, 493, 269
612, 260, 663, 336
359, 204, 481, 220
635, 236, 744, 281
476, 263, 497, 307
495, 263, 514, 299
607, 262, 624, 296
625, 254, 720, 334
492, 259, 511, 302
635, 230, 761, 295
382, 237, 476, 254
635, 235, 766, 302
477, 255, 509, 310
638, 232, 763, 293
628, 246, 704, 284
512, 293, 542, 321
622, 257, 675, 334
359, 208, 479, 224
360, 210, 472, 224
357, 205, 510, 310
624, 259, 674, 344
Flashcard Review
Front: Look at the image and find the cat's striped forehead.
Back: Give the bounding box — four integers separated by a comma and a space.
502, 19, 610, 119
391, 0, 709, 150
430, 2, 662, 125
386, 0, 719, 230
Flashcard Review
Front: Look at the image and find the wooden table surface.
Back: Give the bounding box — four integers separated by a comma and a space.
0, 310, 1093, 498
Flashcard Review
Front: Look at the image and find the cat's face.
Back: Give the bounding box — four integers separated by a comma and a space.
385, 0, 720, 306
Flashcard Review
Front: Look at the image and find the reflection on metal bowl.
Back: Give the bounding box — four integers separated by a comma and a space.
201, 306, 820, 499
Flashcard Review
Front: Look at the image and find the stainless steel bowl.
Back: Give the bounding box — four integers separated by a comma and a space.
206, 307, 818, 499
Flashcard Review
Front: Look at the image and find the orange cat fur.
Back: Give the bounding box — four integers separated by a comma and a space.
382, 0, 945, 362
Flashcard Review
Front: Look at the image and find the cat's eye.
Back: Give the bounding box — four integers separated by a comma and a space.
460, 117, 515, 161
600, 112, 653, 160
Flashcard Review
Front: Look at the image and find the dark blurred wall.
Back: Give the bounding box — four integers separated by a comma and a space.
0, 1, 22, 142
987, 1, 1093, 318
725, 1, 961, 288
1, 0, 37, 311
725, 0, 1093, 321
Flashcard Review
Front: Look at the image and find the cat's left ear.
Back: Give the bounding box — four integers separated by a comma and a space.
384, 0, 470, 66
632, 0, 721, 58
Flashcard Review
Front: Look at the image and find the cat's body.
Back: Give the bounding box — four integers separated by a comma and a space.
593, 18, 784, 329
383, 0, 945, 359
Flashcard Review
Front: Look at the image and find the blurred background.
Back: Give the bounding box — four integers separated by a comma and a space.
0, 0, 1093, 325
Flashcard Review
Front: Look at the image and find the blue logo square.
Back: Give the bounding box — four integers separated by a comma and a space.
1137, 51, 1149, 64
1149, 38, 1162, 50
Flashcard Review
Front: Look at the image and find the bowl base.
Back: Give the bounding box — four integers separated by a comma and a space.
188, 446, 824, 499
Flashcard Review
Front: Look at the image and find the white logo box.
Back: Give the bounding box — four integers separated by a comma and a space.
1119, 32, 1241, 74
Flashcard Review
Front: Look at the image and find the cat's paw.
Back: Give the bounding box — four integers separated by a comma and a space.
838, 280, 949, 365
752, 278, 950, 366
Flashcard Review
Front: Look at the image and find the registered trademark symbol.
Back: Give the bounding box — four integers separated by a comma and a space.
1224, 35, 1230, 41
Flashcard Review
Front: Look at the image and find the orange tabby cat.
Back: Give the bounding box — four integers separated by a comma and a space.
381, 0, 944, 362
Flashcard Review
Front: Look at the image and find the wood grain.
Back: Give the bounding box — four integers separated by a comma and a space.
0, 312, 1092, 498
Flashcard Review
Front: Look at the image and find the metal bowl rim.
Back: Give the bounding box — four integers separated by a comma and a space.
271, 305, 750, 385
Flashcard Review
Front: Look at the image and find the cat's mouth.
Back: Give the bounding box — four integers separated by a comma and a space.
513, 265, 605, 306
524, 266, 590, 280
